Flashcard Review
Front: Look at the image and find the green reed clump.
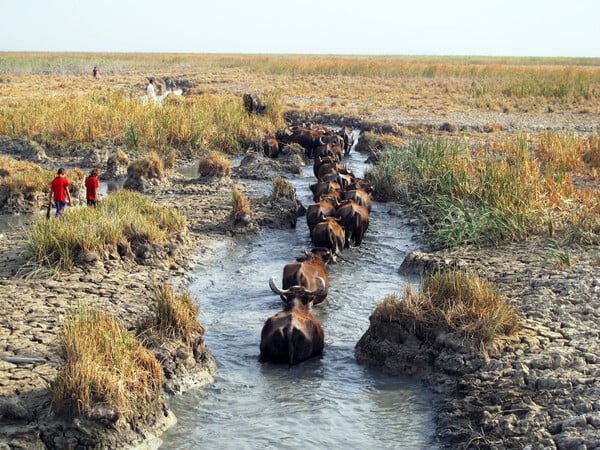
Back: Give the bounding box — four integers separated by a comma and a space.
365, 136, 546, 249
52, 306, 163, 421
372, 270, 519, 347
139, 283, 205, 345
26, 189, 186, 270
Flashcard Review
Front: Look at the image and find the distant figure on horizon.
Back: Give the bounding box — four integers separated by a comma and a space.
92, 66, 98, 78
147, 78, 157, 103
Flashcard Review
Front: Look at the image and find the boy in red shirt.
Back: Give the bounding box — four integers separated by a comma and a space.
48, 168, 72, 218
85, 168, 100, 207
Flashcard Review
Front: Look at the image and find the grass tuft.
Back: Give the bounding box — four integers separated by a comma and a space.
51, 307, 163, 422
139, 283, 204, 345
127, 151, 165, 179
26, 189, 186, 271
231, 187, 251, 223
372, 270, 520, 347
271, 176, 296, 201
197, 151, 232, 177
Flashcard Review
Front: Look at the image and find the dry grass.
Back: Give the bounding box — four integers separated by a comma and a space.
271, 176, 296, 201
26, 189, 186, 270
372, 270, 519, 347
139, 283, 204, 345
127, 151, 166, 179
197, 151, 232, 177
231, 187, 251, 223
52, 307, 163, 421
0, 156, 53, 196
0, 157, 84, 202
1, 53, 598, 131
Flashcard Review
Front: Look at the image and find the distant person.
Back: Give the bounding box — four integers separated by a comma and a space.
92, 66, 98, 78
147, 78, 157, 103
85, 168, 100, 207
48, 168, 72, 218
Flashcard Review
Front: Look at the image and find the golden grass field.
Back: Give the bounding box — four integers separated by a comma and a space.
1, 52, 599, 119
1, 52, 599, 252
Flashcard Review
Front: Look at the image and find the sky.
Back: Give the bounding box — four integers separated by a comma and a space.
1, 0, 599, 57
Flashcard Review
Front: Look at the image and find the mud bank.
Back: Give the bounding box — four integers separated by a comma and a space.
0, 152, 302, 449
356, 240, 600, 449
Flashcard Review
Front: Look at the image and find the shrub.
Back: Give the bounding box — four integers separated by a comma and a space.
51, 307, 163, 421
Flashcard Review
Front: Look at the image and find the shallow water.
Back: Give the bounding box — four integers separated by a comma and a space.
159, 151, 439, 449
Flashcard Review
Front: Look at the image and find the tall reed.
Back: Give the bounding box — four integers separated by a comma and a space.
366, 133, 599, 249
0, 91, 284, 155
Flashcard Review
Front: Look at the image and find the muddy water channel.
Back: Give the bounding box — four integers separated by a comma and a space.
160, 155, 439, 449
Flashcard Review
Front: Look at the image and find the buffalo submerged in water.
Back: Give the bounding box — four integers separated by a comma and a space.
259, 278, 326, 366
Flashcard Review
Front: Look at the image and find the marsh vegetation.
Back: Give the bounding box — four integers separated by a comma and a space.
1, 52, 599, 448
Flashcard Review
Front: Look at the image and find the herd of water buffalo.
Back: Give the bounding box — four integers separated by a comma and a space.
258, 122, 373, 366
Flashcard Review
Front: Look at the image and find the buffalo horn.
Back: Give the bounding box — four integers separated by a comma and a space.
269, 277, 288, 296
305, 277, 326, 297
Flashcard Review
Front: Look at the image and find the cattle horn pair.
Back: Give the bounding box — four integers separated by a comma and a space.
269, 276, 326, 297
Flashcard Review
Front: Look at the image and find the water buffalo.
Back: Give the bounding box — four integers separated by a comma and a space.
277, 127, 322, 158
306, 197, 339, 233
313, 154, 332, 176
243, 94, 266, 114
337, 126, 355, 155
341, 188, 372, 213
310, 180, 342, 202
281, 247, 332, 305
313, 155, 338, 179
314, 133, 344, 161
311, 216, 345, 256
346, 179, 374, 194
263, 137, 280, 158
337, 200, 370, 248
259, 277, 326, 365
334, 166, 356, 190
